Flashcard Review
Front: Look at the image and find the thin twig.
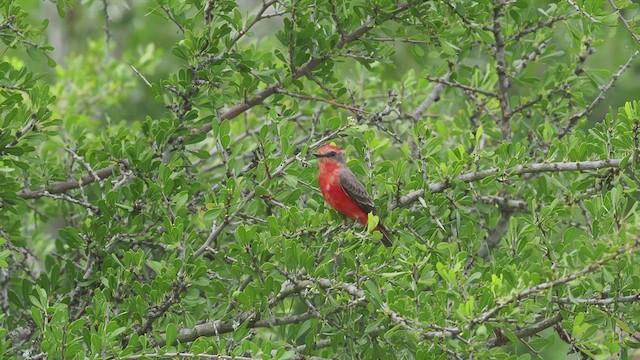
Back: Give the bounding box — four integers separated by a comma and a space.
101, 0, 111, 46
608, 0, 640, 45
566, 0, 598, 23
560, 50, 640, 138
126, 61, 152, 87
425, 75, 498, 98
160, 5, 185, 33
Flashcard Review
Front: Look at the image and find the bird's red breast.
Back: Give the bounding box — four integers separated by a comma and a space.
318, 163, 369, 224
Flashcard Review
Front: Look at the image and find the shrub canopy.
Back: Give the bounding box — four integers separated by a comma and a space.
2, 0, 640, 358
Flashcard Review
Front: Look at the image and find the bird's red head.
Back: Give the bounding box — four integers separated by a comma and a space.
313, 144, 345, 165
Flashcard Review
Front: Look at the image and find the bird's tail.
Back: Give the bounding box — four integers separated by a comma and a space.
375, 224, 393, 247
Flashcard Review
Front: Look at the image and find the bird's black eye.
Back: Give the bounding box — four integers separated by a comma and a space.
327, 151, 337, 157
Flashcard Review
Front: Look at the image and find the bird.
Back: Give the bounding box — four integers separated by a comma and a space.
313, 144, 393, 247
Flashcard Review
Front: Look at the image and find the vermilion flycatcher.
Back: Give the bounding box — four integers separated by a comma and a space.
313, 144, 393, 247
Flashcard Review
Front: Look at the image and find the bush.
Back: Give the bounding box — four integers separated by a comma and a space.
2, 0, 640, 358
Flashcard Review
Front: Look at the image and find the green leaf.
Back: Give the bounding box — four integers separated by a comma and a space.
367, 213, 379, 233
31, 306, 43, 330
165, 323, 178, 346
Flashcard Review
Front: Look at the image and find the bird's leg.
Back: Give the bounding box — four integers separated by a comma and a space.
341, 217, 357, 232
322, 225, 341, 238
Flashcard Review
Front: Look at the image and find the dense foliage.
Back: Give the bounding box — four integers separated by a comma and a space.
2, 0, 640, 358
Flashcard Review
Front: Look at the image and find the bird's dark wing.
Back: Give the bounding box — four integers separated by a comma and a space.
338, 168, 377, 215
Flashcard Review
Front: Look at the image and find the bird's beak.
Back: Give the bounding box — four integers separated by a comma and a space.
312, 152, 323, 158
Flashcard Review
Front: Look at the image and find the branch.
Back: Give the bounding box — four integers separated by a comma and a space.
560, 50, 639, 138
487, 313, 563, 347
555, 322, 590, 359
7, 113, 36, 148
101, 0, 111, 45
477, 208, 513, 258
290, 339, 332, 360
121, 353, 255, 360
476, 195, 527, 210
566, 0, 598, 23
491, 2, 511, 136
411, 71, 451, 120
137, 280, 188, 338
162, 311, 316, 346
512, 39, 550, 77
0, 15, 15, 31
160, 5, 185, 33
425, 75, 498, 98
365, 36, 430, 45
126, 60, 152, 87
392, 159, 621, 209
553, 294, 640, 305
18, 166, 115, 200
608, 0, 640, 45
40, 191, 100, 213
506, 13, 573, 43
464, 88, 502, 125
204, 0, 215, 25
276, 89, 372, 114
2, 15, 42, 49
7, 320, 37, 345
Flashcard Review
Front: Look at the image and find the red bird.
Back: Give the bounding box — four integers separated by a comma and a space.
313, 144, 393, 247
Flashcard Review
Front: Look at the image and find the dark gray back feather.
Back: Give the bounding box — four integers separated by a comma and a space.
338, 168, 377, 215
